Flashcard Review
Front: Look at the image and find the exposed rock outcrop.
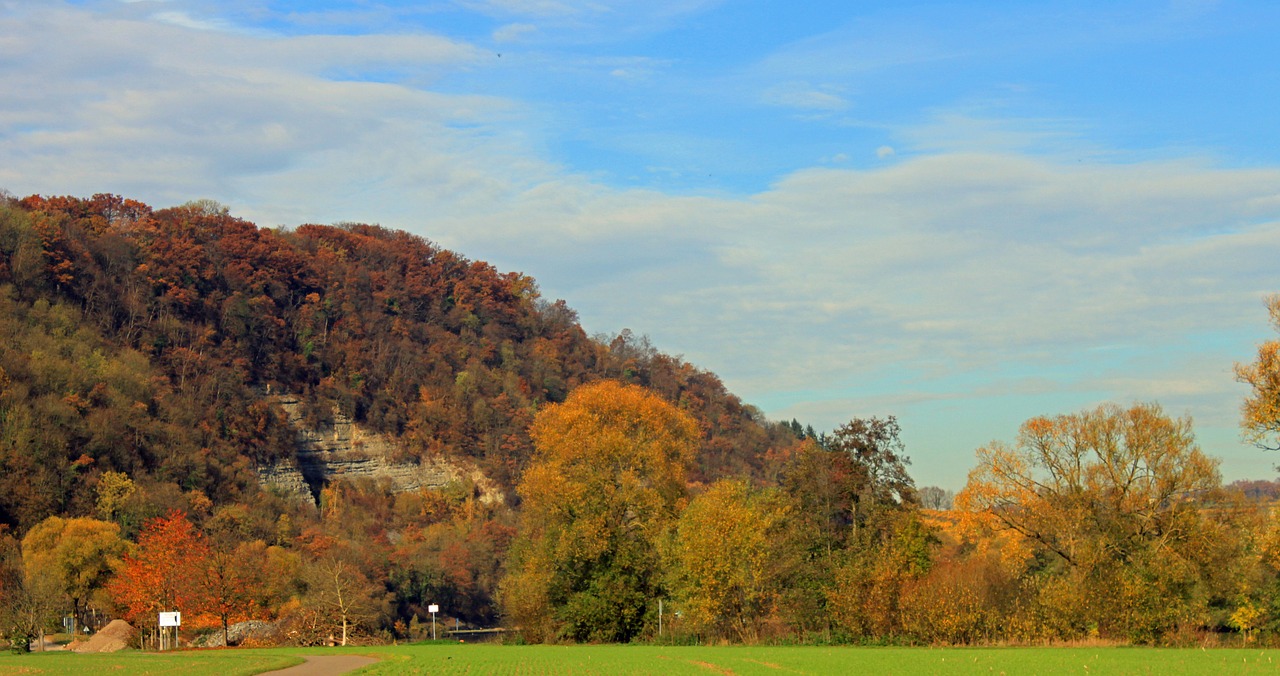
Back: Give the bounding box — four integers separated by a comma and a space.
256, 394, 503, 506
195, 620, 278, 647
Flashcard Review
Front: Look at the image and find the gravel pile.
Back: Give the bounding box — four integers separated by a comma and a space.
71, 619, 137, 653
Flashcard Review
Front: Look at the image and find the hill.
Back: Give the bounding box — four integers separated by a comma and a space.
0, 193, 801, 532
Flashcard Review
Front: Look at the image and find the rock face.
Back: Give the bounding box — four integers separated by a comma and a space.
256, 394, 503, 506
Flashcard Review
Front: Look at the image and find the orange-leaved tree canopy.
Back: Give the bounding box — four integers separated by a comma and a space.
500, 380, 698, 643
107, 510, 211, 626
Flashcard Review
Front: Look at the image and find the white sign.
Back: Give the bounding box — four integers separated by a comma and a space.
159, 612, 181, 627
428, 604, 439, 614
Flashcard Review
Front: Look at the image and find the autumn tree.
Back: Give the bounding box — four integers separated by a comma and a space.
777, 418, 924, 636
106, 510, 211, 628
94, 471, 136, 524
784, 417, 917, 555
825, 508, 934, 638
667, 480, 798, 642
956, 402, 1232, 641
1, 532, 62, 652
825, 416, 917, 518
20, 516, 128, 633
500, 380, 698, 643
1237, 294, 1280, 451
204, 546, 261, 646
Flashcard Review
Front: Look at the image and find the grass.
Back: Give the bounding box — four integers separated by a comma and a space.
3, 643, 1279, 675
0, 649, 301, 676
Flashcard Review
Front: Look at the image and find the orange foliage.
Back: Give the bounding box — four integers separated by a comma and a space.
107, 510, 212, 626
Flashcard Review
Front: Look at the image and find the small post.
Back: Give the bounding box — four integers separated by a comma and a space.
659, 598, 663, 638
428, 604, 439, 641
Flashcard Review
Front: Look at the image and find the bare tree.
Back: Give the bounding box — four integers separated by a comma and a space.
304, 557, 381, 646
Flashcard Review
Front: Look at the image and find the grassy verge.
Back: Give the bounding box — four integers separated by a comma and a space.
0, 649, 301, 676
2, 643, 1278, 675
354, 644, 1280, 675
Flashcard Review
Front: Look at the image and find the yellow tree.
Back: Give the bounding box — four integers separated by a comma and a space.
1237, 294, 1280, 450
1, 532, 63, 652
20, 516, 128, 633
500, 380, 698, 643
94, 471, 136, 524
956, 402, 1231, 642
668, 480, 796, 642
825, 508, 934, 638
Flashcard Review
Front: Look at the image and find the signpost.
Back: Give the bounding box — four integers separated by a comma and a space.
428, 604, 439, 640
158, 612, 181, 651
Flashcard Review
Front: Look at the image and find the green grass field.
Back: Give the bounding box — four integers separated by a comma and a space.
2, 643, 1278, 675
0, 648, 301, 676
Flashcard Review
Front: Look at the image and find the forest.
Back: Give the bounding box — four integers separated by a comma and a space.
2, 193, 1280, 649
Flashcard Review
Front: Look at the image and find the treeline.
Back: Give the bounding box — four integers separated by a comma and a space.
6, 388, 1280, 648
497, 384, 1280, 646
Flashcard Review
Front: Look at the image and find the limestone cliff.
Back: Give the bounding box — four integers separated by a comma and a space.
255, 394, 503, 506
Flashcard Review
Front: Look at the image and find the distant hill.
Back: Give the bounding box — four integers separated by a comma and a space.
0, 194, 799, 532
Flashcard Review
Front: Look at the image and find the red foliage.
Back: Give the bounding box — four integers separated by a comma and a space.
107, 510, 211, 623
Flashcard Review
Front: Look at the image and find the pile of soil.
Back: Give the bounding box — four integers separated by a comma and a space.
72, 619, 137, 653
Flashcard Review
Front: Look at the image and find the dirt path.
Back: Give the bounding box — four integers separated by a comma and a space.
258, 654, 379, 676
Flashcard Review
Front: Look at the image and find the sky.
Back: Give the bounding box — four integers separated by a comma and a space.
2, 0, 1279, 490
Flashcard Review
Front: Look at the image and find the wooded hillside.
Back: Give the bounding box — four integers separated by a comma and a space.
0, 193, 798, 532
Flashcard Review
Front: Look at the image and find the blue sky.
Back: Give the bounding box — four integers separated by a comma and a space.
2, 0, 1279, 489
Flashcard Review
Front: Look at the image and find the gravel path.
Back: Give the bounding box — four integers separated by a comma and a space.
258, 654, 379, 676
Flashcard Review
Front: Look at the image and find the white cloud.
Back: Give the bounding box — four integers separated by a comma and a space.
456, 0, 727, 40
0, 5, 499, 204
150, 10, 231, 31
493, 22, 538, 43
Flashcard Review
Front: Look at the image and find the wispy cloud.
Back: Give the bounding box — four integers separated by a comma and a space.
3, 1, 1278, 489
150, 10, 233, 32
493, 22, 538, 43
760, 82, 850, 112
456, 0, 580, 19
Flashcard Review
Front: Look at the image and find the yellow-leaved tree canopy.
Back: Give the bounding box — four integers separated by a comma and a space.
956, 402, 1249, 643
667, 479, 797, 642
20, 516, 128, 634
1237, 294, 1280, 451
499, 380, 697, 643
